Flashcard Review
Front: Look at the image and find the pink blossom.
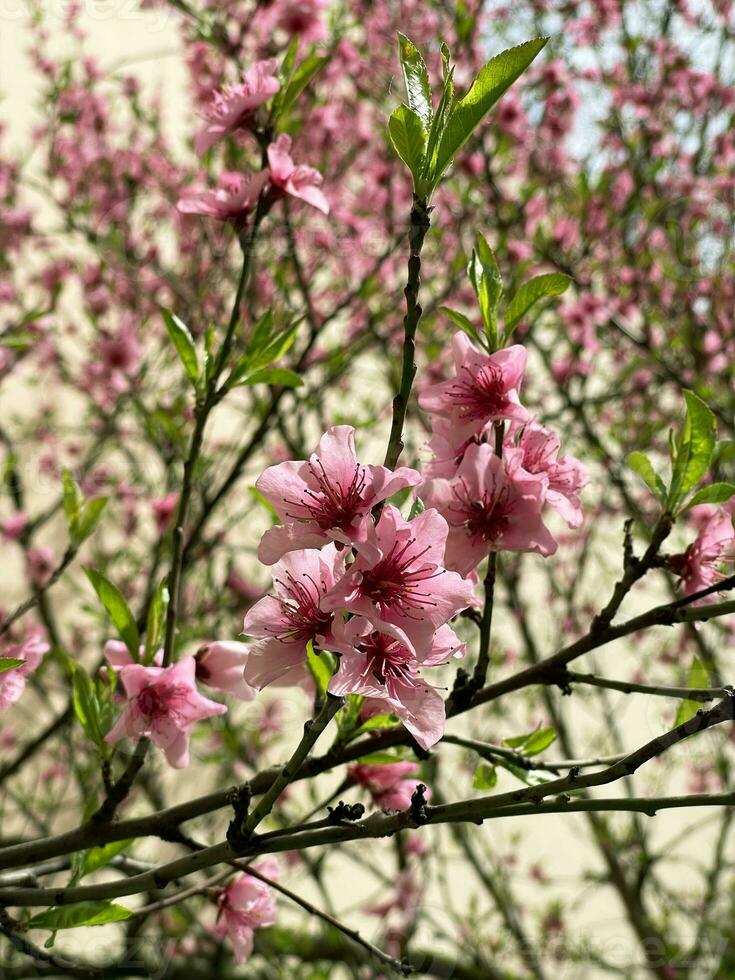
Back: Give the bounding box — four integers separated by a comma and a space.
327, 614, 464, 749
95, 315, 142, 389
349, 761, 429, 811
242, 545, 343, 689
322, 504, 474, 646
670, 509, 735, 600
195, 60, 280, 155
507, 422, 587, 527
177, 170, 269, 224
419, 334, 529, 448
195, 641, 255, 700
255, 426, 420, 564
1, 512, 28, 541
0, 632, 49, 710
26, 546, 55, 587
419, 443, 557, 576
105, 656, 227, 768
267, 134, 330, 215
213, 858, 279, 964
103, 639, 163, 670
151, 492, 178, 535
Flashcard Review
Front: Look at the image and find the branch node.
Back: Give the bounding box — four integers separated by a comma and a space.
410, 783, 430, 825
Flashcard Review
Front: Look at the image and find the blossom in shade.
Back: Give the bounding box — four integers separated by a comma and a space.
349, 761, 429, 811
419, 443, 557, 576
0, 632, 49, 711
195, 60, 280, 155
267, 134, 330, 214
327, 615, 464, 749
670, 508, 735, 601
1, 512, 28, 541
419, 334, 529, 446
242, 545, 342, 689
213, 858, 279, 964
506, 421, 587, 528
151, 492, 178, 535
105, 657, 227, 768
255, 426, 420, 565
103, 639, 163, 670
195, 641, 255, 700
177, 170, 269, 225
321, 504, 474, 646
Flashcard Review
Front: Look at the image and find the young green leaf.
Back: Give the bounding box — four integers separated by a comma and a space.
0, 657, 24, 673
72, 666, 105, 749
240, 366, 303, 388
430, 37, 548, 188
467, 234, 503, 348
504, 272, 572, 334
356, 712, 401, 734
397, 33, 433, 130
144, 579, 169, 663
81, 840, 133, 877
627, 451, 667, 501
162, 309, 199, 385
71, 497, 108, 546
388, 103, 428, 187
27, 901, 132, 931
669, 391, 716, 508
473, 763, 498, 790
523, 726, 557, 756
61, 468, 83, 524
685, 482, 735, 509
279, 51, 328, 116
84, 568, 139, 658
306, 641, 335, 696
439, 306, 483, 346
674, 656, 709, 727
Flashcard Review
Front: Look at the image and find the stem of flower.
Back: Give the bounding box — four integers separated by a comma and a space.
383, 195, 431, 470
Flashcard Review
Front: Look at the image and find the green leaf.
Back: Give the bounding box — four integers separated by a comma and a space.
227, 317, 300, 386
306, 641, 335, 696
523, 727, 557, 756
62, 469, 83, 524
81, 840, 133, 877
279, 51, 328, 116
355, 748, 411, 765
439, 306, 482, 346
356, 712, 401, 734
473, 763, 498, 790
467, 234, 503, 348
71, 497, 108, 545
84, 568, 139, 659
627, 451, 667, 501
27, 901, 132, 931
430, 37, 548, 188
162, 309, 199, 385
504, 272, 572, 334
674, 656, 709, 727
425, 56, 455, 179
499, 761, 554, 786
241, 366, 303, 388
144, 579, 169, 664
669, 391, 716, 507
408, 496, 425, 520
0, 658, 24, 673
72, 667, 104, 749
388, 104, 427, 186
685, 483, 735, 509
397, 33, 433, 130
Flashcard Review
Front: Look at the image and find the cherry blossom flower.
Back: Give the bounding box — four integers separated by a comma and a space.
255, 426, 420, 565
105, 657, 227, 768
242, 545, 342, 689
327, 615, 464, 749
177, 170, 269, 225
506, 421, 587, 528
26, 546, 55, 587
195, 641, 255, 700
103, 639, 163, 670
419, 334, 529, 447
150, 492, 178, 535
0, 632, 49, 711
349, 761, 429, 811
321, 504, 474, 646
419, 443, 557, 576
1, 512, 28, 541
195, 59, 279, 155
213, 858, 279, 964
267, 134, 330, 214
670, 508, 735, 600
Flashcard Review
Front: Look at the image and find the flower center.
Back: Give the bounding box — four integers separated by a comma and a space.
360, 538, 441, 620
283, 457, 367, 530
361, 631, 416, 685
447, 364, 510, 422
450, 476, 511, 543
270, 571, 332, 642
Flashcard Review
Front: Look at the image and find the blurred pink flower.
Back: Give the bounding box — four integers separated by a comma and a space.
349, 761, 429, 811
177, 170, 269, 224
195, 641, 255, 700
151, 492, 178, 535
256, 426, 420, 564
213, 858, 279, 964
267, 134, 330, 214
0, 632, 49, 710
195, 59, 279, 155
105, 656, 227, 768
26, 546, 55, 587
671, 508, 735, 600
1, 512, 28, 541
